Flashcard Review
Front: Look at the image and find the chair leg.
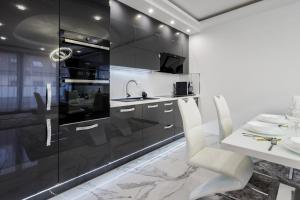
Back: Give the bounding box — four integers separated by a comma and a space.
189, 175, 242, 200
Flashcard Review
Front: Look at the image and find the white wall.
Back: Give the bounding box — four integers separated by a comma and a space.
190, 1, 300, 128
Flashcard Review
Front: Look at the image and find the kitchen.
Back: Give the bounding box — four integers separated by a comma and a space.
0, 0, 300, 200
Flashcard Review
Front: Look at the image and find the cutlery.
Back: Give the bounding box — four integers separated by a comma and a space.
268, 138, 278, 151
242, 133, 281, 141
278, 124, 288, 128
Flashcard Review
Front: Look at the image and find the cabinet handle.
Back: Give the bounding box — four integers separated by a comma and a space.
120, 108, 135, 113
164, 109, 173, 113
46, 119, 52, 146
46, 83, 52, 111
147, 104, 158, 109
76, 124, 99, 132
164, 102, 173, 106
164, 124, 174, 129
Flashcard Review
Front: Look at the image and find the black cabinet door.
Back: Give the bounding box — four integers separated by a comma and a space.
0, 0, 59, 199
142, 103, 164, 147
173, 101, 184, 135
59, 119, 110, 182
110, 0, 135, 68
109, 106, 144, 160
60, 0, 110, 39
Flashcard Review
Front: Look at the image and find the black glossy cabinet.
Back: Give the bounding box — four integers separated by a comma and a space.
142, 103, 164, 146
109, 106, 144, 160
59, 119, 110, 182
110, 0, 189, 71
60, 0, 110, 39
0, 0, 59, 199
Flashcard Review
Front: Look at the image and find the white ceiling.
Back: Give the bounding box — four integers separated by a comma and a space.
119, 0, 299, 35
169, 0, 257, 21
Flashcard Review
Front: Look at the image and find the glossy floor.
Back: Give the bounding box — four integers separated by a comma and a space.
51, 133, 294, 200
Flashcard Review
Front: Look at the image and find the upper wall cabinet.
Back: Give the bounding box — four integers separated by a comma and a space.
60, 0, 110, 39
110, 0, 189, 72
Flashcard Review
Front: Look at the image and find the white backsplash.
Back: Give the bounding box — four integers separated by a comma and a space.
110, 66, 200, 99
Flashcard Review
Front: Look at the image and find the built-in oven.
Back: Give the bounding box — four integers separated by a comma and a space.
59, 30, 110, 125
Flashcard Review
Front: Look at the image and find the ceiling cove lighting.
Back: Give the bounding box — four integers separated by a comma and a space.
0, 36, 7, 40
170, 20, 175, 25
186, 29, 191, 33
93, 15, 102, 21
15, 4, 27, 11
148, 8, 154, 14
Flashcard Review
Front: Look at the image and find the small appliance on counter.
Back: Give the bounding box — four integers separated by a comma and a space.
174, 82, 188, 96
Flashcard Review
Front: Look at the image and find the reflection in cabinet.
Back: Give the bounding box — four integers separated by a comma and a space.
109, 106, 144, 160
60, 0, 110, 39
142, 103, 164, 146
59, 119, 110, 182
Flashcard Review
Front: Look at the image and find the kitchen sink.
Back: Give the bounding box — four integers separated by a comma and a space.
112, 97, 160, 102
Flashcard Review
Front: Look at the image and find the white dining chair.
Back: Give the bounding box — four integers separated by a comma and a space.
178, 98, 253, 200
213, 95, 233, 142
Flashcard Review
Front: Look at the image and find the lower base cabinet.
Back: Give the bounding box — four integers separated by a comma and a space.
59, 119, 110, 182
109, 106, 144, 161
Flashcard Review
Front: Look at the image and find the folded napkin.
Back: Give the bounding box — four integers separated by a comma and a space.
256, 114, 288, 125
244, 121, 285, 136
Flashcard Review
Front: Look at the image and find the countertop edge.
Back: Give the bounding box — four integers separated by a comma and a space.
110, 94, 200, 108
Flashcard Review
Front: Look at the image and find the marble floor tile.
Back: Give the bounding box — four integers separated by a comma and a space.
51, 133, 219, 200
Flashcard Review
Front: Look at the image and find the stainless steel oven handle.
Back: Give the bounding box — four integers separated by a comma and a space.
64, 79, 109, 84
76, 124, 99, 132
164, 124, 174, 129
164, 102, 173, 106
120, 108, 135, 113
46, 119, 52, 146
164, 109, 173, 113
147, 104, 158, 109
64, 38, 110, 51
46, 83, 52, 111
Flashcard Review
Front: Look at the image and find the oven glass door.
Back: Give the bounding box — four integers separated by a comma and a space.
59, 82, 109, 125
60, 41, 110, 80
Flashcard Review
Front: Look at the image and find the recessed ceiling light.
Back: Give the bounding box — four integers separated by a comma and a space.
176, 32, 180, 36
40, 47, 45, 51
170, 20, 175, 25
148, 8, 154, 14
16, 4, 27, 11
159, 24, 165, 28
136, 14, 142, 19
76, 50, 81, 53
0, 22, 3, 27
93, 15, 102, 21
0, 36, 7, 40
186, 29, 191, 33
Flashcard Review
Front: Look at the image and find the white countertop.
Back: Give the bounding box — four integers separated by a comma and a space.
110, 94, 200, 108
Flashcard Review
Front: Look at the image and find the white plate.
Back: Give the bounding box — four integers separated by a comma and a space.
282, 137, 300, 154
256, 114, 288, 125
244, 121, 285, 136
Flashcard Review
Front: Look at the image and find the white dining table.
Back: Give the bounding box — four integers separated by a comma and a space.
221, 115, 300, 170
221, 114, 300, 199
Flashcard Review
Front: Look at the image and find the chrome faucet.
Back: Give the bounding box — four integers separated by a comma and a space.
126, 80, 138, 98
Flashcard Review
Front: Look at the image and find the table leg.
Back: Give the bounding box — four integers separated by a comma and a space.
289, 168, 294, 180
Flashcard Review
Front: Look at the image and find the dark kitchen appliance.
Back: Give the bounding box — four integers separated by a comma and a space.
160, 53, 186, 74
59, 30, 110, 125
175, 82, 188, 96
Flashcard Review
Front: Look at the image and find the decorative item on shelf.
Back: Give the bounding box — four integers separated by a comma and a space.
142, 91, 148, 99
188, 81, 194, 95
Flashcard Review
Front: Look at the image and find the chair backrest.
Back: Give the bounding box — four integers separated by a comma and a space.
178, 98, 205, 160
214, 95, 233, 142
